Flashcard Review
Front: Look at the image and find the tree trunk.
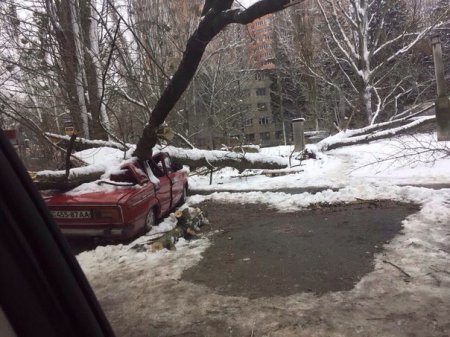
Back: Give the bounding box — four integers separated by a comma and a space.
360, 85, 373, 124
43, 132, 287, 176
80, 0, 109, 140
51, 0, 90, 138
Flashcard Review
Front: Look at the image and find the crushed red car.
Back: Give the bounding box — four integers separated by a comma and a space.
44, 152, 188, 239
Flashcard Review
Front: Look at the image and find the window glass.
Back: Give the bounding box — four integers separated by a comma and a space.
256, 88, 266, 96
148, 157, 165, 177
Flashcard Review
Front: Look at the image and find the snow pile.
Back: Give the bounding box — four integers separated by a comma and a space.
259, 145, 295, 157
191, 133, 450, 191
65, 181, 123, 195
77, 214, 210, 277
77, 237, 210, 280
75, 147, 129, 174
76, 182, 450, 337
154, 145, 291, 166
189, 153, 344, 191
129, 213, 179, 247
188, 183, 438, 212
37, 164, 105, 178
333, 133, 450, 183
71, 132, 450, 337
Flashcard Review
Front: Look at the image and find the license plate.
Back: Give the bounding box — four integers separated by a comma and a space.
51, 210, 92, 219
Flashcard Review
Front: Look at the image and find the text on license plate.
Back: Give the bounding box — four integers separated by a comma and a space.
51, 210, 92, 219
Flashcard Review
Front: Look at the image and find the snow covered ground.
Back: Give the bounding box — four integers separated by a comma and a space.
75, 133, 450, 337
190, 133, 450, 191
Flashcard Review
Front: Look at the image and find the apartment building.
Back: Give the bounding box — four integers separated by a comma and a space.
166, 1, 307, 148
238, 14, 289, 146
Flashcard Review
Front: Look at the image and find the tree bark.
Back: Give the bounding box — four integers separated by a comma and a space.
167, 148, 286, 172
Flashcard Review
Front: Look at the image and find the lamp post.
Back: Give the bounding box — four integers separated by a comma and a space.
431, 34, 450, 140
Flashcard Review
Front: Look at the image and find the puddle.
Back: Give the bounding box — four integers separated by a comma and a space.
182, 201, 419, 298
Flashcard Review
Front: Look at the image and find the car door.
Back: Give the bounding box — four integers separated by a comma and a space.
147, 155, 172, 215
163, 154, 184, 205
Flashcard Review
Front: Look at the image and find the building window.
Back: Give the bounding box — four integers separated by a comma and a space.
259, 117, 270, 125
275, 130, 284, 139
257, 103, 267, 111
255, 71, 264, 80
245, 118, 253, 126
246, 133, 255, 142
256, 88, 266, 96
260, 132, 271, 140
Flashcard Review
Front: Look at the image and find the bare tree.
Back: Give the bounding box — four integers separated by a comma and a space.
314, 0, 448, 125
272, 1, 326, 130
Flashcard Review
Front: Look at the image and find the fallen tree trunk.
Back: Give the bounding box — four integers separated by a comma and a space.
31, 165, 105, 190
158, 146, 287, 172
319, 116, 435, 151
44, 133, 287, 170
33, 136, 287, 190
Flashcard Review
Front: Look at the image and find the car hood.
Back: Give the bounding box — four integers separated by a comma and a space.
44, 186, 138, 206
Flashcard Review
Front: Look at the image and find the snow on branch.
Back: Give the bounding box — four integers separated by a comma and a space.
318, 116, 436, 151
372, 22, 445, 75
155, 146, 288, 172
45, 132, 130, 151
316, 0, 360, 76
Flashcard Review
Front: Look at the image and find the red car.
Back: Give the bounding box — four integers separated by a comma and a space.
44, 152, 188, 239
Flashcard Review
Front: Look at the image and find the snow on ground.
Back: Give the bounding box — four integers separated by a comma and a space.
77, 184, 450, 337
333, 133, 450, 185
188, 183, 440, 212
190, 133, 450, 191
74, 132, 450, 336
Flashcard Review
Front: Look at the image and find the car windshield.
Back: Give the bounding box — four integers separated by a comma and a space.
109, 168, 137, 184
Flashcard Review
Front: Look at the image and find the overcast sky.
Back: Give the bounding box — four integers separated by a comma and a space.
238, 0, 258, 8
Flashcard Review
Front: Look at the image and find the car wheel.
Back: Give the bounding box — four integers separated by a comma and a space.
143, 208, 156, 233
